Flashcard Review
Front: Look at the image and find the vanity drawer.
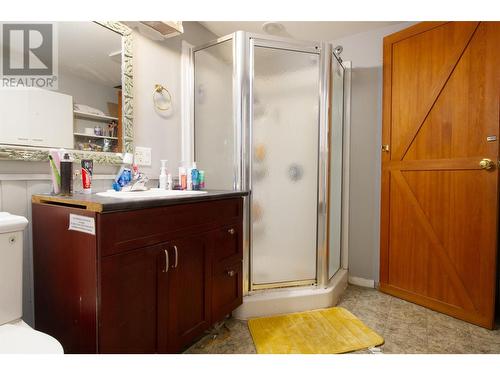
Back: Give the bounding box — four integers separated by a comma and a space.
98, 198, 243, 257
211, 260, 243, 324
213, 223, 243, 264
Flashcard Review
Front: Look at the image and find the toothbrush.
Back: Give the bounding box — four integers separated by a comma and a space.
48, 155, 61, 193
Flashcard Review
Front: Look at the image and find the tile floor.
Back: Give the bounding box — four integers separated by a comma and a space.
185, 285, 500, 354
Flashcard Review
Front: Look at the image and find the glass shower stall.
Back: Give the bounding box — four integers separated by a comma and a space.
192, 32, 345, 293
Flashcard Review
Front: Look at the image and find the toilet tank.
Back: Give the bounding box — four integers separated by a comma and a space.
0, 212, 28, 325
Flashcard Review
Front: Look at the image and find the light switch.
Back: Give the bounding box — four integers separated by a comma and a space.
134, 147, 152, 166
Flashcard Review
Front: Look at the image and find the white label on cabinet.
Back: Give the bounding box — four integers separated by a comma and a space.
68, 214, 95, 235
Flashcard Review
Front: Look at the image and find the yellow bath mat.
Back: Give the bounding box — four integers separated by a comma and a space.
248, 307, 384, 354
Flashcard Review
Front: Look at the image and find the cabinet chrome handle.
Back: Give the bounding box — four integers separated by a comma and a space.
173, 245, 178, 268
163, 249, 169, 273
227, 228, 235, 235
226, 270, 235, 277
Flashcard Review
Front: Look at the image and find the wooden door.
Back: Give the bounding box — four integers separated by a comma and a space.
166, 234, 211, 352
380, 22, 500, 328
100, 244, 165, 353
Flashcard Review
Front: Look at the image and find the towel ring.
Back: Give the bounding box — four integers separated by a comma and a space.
153, 84, 172, 111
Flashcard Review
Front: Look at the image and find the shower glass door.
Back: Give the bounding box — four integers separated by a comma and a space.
250, 41, 320, 287
193, 38, 235, 190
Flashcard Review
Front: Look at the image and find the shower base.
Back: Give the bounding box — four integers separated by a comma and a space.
233, 269, 348, 319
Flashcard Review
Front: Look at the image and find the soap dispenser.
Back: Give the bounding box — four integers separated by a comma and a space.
159, 160, 168, 190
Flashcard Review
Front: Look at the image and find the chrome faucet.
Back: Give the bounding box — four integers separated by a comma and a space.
129, 172, 149, 191
120, 165, 149, 192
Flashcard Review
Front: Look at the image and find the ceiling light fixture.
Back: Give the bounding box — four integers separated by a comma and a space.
262, 22, 285, 35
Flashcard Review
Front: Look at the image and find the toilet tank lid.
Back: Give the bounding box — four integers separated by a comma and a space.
0, 212, 28, 234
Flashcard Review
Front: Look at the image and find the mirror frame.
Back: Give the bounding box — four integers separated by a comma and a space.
0, 21, 133, 164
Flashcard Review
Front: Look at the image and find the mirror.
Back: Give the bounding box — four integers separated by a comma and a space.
0, 21, 133, 164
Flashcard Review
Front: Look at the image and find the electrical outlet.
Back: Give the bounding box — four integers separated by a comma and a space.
134, 147, 152, 166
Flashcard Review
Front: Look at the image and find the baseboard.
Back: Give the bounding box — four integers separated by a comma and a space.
348, 275, 375, 288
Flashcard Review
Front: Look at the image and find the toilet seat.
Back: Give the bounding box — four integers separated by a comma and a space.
0, 320, 63, 353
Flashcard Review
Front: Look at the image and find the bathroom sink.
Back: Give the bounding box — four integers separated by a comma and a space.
96, 188, 208, 199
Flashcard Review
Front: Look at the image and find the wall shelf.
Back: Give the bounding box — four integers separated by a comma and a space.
74, 110, 118, 122
73, 133, 118, 140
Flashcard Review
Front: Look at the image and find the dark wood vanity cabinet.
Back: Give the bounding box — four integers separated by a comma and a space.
32, 196, 244, 354
100, 243, 162, 353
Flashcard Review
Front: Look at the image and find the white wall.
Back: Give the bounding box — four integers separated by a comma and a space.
0, 21, 217, 326
331, 22, 416, 283
134, 22, 217, 178
58, 69, 118, 115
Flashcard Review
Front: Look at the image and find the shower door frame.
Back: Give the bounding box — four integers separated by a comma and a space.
191, 32, 334, 292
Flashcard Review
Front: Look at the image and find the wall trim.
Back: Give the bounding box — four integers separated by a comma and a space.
348, 275, 375, 288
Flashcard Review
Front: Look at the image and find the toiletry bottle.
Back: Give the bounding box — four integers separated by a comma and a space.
191, 162, 200, 191
199, 170, 205, 190
159, 160, 168, 190
167, 173, 173, 190
112, 153, 133, 191
60, 153, 73, 196
81, 159, 93, 194
179, 166, 187, 190
186, 163, 193, 191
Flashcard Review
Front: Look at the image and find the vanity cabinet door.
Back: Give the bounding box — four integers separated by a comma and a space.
165, 234, 211, 353
99, 243, 167, 353
211, 260, 243, 324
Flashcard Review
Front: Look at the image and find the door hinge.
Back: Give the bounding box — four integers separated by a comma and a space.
382, 144, 390, 152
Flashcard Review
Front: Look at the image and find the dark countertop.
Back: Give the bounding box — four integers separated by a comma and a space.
32, 190, 249, 213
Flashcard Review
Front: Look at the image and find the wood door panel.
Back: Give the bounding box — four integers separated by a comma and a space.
405, 23, 499, 161
388, 172, 431, 297
391, 22, 479, 160
391, 170, 495, 311
381, 21, 500, 329
406, 170, 497, 313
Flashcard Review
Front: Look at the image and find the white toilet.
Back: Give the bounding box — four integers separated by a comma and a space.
0, 212, 63, 353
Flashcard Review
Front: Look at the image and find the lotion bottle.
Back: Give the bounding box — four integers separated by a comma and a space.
159, 160, 168, 190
